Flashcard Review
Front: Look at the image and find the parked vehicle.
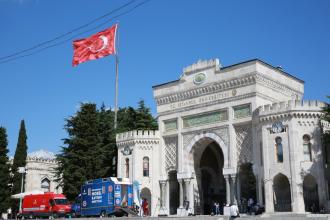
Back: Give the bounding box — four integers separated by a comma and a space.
18, 192, 71, 219
71, 177, 135, 217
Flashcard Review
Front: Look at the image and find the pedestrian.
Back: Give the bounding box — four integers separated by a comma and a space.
215, 202, 220, 215
247, 197, 254, 214
230, 202, 240, 219
142, 198, 149, 216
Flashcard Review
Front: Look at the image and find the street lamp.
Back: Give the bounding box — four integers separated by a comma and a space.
18, 167, 26, 213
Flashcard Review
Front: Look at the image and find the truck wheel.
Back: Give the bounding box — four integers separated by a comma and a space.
28, 213, 34, 219
100, 211, 106, 218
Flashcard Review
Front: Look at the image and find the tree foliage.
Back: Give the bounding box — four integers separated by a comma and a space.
11, 120, 28, 213
55, 100, 157, 200
0, 127, 11, 215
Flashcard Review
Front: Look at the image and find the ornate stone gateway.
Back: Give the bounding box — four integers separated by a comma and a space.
116, 58, 329, 215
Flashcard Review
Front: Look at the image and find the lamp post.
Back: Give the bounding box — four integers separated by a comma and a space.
18, 167, 26, 213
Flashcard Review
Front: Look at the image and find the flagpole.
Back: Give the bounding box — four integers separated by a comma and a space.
114, 23, 119, 130
114, 54, 119, 130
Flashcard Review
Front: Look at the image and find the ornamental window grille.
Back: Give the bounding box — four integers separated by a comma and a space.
143, 157, 149, 177
275, 137, 283, 163
125, 158, 129, 178
41, 178, 50, 192
303, 135, 312, 161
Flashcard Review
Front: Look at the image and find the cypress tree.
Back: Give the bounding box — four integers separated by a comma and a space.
0, 127, 11, 216
11, 120, 28, 214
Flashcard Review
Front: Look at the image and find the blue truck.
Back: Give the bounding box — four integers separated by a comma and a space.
71, 177, 136, 217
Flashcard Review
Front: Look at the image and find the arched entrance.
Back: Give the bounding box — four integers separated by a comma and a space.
194, 140, 226, 214
168, 171, 179, 215
273, 173, 292, 212
303, 175, 319, 212
140, 187, 151, 216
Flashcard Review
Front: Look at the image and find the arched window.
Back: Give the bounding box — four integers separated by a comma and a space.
275, 137, 283, 163
143, 157, 149, 177
125, 158, 129, 178
303, 135, 312, 161
41, 178, 50, 192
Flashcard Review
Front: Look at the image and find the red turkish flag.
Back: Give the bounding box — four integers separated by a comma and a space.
72, 24, 117, 66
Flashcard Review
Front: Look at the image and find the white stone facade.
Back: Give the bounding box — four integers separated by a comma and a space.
116, 59, 330, 215
25, 150, 62, 193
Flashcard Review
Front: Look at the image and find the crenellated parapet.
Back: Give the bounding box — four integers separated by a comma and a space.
116, 130, 160, 147
26, 157, 57, 164
256, 100, 325, 121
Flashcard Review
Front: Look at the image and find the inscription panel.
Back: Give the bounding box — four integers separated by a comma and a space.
183, 110, 228, 128
168, 90, 236, 111
234, 104, 251, 119
164, 119, 177, 132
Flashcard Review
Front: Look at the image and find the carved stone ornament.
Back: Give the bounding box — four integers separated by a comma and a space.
122, 146, 132, 156
193, 72, 207, 85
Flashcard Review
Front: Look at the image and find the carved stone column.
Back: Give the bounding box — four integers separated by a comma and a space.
184, 178, 191, 208
230, 174, 237, 204
159, 180, 167, 208
179, 179, 184, 208
225, 175, 231, 205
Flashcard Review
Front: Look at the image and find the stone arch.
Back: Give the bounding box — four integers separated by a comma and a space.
41, 177, 51, 192
273, 173, 292, 212
303, 174, 319, 212
186, 132, 229, 168
140, 187, 151, 216
193, 140, 226, 214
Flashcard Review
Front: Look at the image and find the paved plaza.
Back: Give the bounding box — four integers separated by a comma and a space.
67, 213, 330, 220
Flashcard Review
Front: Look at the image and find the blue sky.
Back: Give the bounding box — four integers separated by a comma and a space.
0, 0, 329, 155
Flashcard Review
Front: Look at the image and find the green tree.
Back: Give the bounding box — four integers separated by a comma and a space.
135, 100, 158, 130
11, 120, 28, 214
0, 127, 11, 216
56, 103, 103, 200
117, 107, 137, 133
56, 101, 158, 200
98, 104, 116, 177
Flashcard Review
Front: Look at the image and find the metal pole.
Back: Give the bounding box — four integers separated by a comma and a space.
114, 23, 119, 130
19, 171, 24, 213
114, 55, 119, 130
